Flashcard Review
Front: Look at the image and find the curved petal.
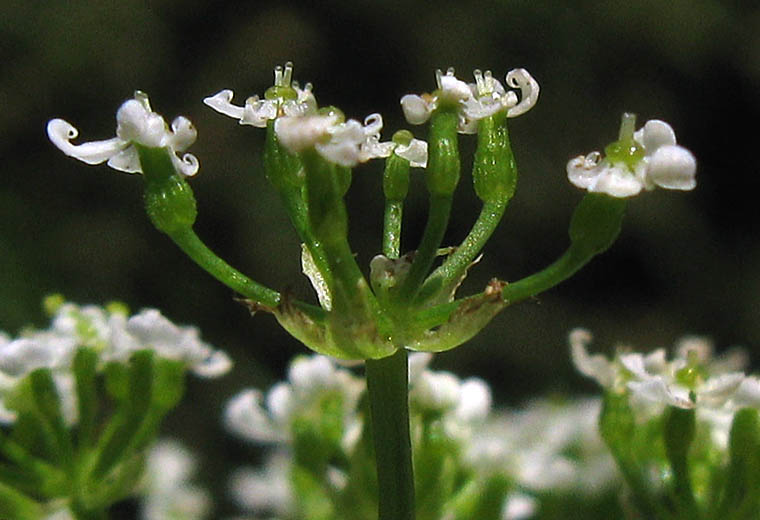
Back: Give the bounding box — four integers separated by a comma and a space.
566, 153, 602, 190
171, 153, 200, 177
169, 116, 197, 151
47, 119, 127, 165
506, 68, 539, 117
635, 119, 676, 152
191, 349, 233, 378
203, 89, 245, 120
395, 138, 428, 168
400, 94, 432, 125
116, 99, 166, 147
106, 146, 142, 173
241, 97, 278, 127
590, 163, 644, 198
647, 145, 696, 191
569, 328, 616, 388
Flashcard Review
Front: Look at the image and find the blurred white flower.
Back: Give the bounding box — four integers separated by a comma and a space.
224, 355, 363, 450
141, 439, 211, 520
570, 328, 752, 414
48, 91, 199, 176
401, 67, 539, 133
229, 452, 293, 517
567, 114, 696, 197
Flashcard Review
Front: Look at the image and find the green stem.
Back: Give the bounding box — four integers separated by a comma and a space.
396, 194, 453, 303
502, 245, 591, 304
366, 349, 415, 520
383, 201, 403, 259
419, 198, 507, 301
168, 227, 281, 308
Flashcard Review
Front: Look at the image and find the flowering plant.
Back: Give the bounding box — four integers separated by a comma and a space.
0, 59, 726, 519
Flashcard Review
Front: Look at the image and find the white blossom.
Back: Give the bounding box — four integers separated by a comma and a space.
224, 355, 363, 450
140, 439, 211, 520
400, 67, 539, 133
229, 452, 293, 517
47, 91, 199, 176
567, 114, 696, 197
108, 309, 232, 378
204, 62, 317, 127
570, 328, 752, 413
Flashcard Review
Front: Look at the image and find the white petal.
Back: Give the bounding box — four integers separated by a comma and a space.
363, 113, 384, 136
106, 147, 142, 173
394, 138, 428, 168
47, 119, 128, 165
408, 352, 433, 384
400, 94, 432, 125
646, 145, 696, 191
438, 74, 473, 102
698, 372, 744, 408
635, 119, 676, 152
116, 99, 166, 147
569, 328, 615, 388
190, 349, 232, 378
567, 154, 602, 190
241, 97, 278, 127
169, 116, 197, 151
288, 355, 335, 392
224, 389, 283, 442
627, 378, 693, 408
505, 68, 539, 117
172, 153, 200, 177
502, 492, 537, 520
203, 89, 245, 120
589, 163, 644, 197
274, 115, 335, 154
733, 376, 760, 407
456, 378, 492, 422
412, 370, 461, 410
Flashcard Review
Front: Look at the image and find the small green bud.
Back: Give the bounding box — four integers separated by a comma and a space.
383, 135, 412, 201
139, 145, 198, 235
43, 293, 65, 316
472, 112, 516, 203
426, 109, 460, 197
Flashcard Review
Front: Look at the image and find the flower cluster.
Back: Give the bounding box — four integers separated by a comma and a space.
224, 353, 618, 520
571, 329, 758, 421
400, 67, 539, 133
47, 91, 199, 176
204, 62, 427, 168
0, 297, 231, 424
567, 113, 696, 197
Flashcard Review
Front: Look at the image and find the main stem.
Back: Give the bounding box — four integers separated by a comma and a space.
366, 348, 415, 520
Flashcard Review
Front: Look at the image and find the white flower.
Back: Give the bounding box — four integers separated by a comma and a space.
570, 328, 750, 412
567, 114, 696, 197
400, 67, 539, 133
224, 355, 363, 449
229, 452, 293, 517
274, 111, 426, 168
204, 62, 317, 127
47, 91, 199, 176
108, 309, 232, 378
141, 439, 211, 520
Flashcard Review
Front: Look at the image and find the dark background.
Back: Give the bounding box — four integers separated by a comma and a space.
2, 0, 759, 515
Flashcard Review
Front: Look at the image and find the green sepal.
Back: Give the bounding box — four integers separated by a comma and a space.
663, 406, 698, 515
28, 369, 74, 468
73, 347, 99, 449
0, 430, 67, 497
138, 145, 198, 235
290, 465, 335, 520
302, 149, 349, 241
383, 148, 412, 202
599, 391, 660, 518
717, 407, 760, 516
426, 109, 460, 197
448, 475, 510, 520
0, 481, 43, 520
473, 112, 516, 204
92, 350, 154, 478
568, 192, 627, 259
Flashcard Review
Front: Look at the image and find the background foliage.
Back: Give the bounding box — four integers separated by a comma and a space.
2, 0, 759, 516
